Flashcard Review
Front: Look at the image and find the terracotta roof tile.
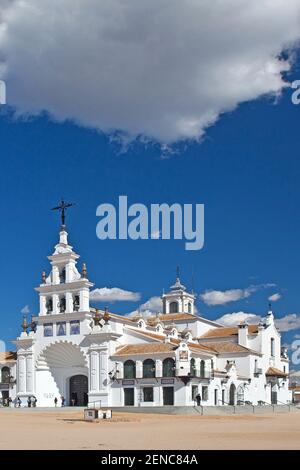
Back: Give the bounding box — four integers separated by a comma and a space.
197, 341, 259, 355
0, 351, 17, 362
112, 343, 177, 356
266, 367, 287, 377
187, 342, 217, 354
148, 313, 197, 322
200, 324, 259, 339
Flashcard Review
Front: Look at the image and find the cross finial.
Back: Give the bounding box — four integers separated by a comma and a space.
51, 199, 75, 228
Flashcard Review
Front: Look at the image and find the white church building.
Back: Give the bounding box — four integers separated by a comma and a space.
8, 224, 291, 408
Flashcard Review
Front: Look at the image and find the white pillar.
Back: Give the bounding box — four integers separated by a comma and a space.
136, 360, 143, 378
53, 294, 59, 314
90, 351, 99, 392
99, 351, 108, 391
156, 359, 162, 378
52, 266, 59, 285
40, 295, 47, 316
80, 288, 89, 312
65, 292, 73, 313
18, 355, 26, 393
65, 261, 75, 283
26, 355, 34, 394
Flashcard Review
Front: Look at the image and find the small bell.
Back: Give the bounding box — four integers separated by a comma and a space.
103, 307, 110, 324
93, 309, 101, 326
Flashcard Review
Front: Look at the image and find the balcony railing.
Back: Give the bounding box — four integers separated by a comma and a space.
254, 368, 263, 376
176, 369, 211, 379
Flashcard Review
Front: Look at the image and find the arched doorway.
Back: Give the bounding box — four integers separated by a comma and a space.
229, 383, 236, 405
69, 375, 88, 406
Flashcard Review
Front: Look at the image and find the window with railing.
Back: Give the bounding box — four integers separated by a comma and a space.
143, 359, 155, 378
124, 360, 136, 379
163, 358, 175, 377
190, 358, 196, 376
200, 360, 206, 377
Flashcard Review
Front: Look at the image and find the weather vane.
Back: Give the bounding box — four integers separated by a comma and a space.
51, 199, 75, 227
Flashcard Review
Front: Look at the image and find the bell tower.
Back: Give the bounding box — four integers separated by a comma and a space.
162, 269, 196, 315
36, 200, 93, 316
36, 226, 93, 316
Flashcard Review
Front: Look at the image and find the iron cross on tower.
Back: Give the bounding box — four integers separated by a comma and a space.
51, 199, 75, 228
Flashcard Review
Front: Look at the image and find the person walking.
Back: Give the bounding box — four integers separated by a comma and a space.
195, 393, 202, 407
17, 397, 21, 408
27, 396, 31, 408
61, 396, 65, 407
54, 397, 58, 407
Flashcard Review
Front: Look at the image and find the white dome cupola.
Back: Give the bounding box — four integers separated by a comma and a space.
161, 268, 196, 315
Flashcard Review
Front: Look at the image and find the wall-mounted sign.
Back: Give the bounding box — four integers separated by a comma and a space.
122, 380, 135, 386
161, 378, 174, 385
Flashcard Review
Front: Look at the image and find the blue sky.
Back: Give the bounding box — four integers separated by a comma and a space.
1, 1, 300, 370
1, 58, 300, 361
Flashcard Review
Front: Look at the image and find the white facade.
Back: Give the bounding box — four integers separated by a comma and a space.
11, 226, 291, 408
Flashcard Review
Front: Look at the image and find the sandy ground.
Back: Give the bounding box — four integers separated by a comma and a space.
0, 409, 300, 450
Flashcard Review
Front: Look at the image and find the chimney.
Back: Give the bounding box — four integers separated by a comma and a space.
238, 322, 249, 348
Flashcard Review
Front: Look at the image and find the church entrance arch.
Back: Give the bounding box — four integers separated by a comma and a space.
69, 375, 88, 406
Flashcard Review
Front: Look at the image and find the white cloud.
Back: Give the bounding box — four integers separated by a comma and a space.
290, 370, 300, 377
217, 312, 261, 326
129, 295, 163, 317
275, 314, 300, 332
268, 293, 282, 302
90, 287, 140, 303
0, 1, 300, 143
200, 284, 275, 306
21, 305, 30, 314
216, 311, 300, 333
